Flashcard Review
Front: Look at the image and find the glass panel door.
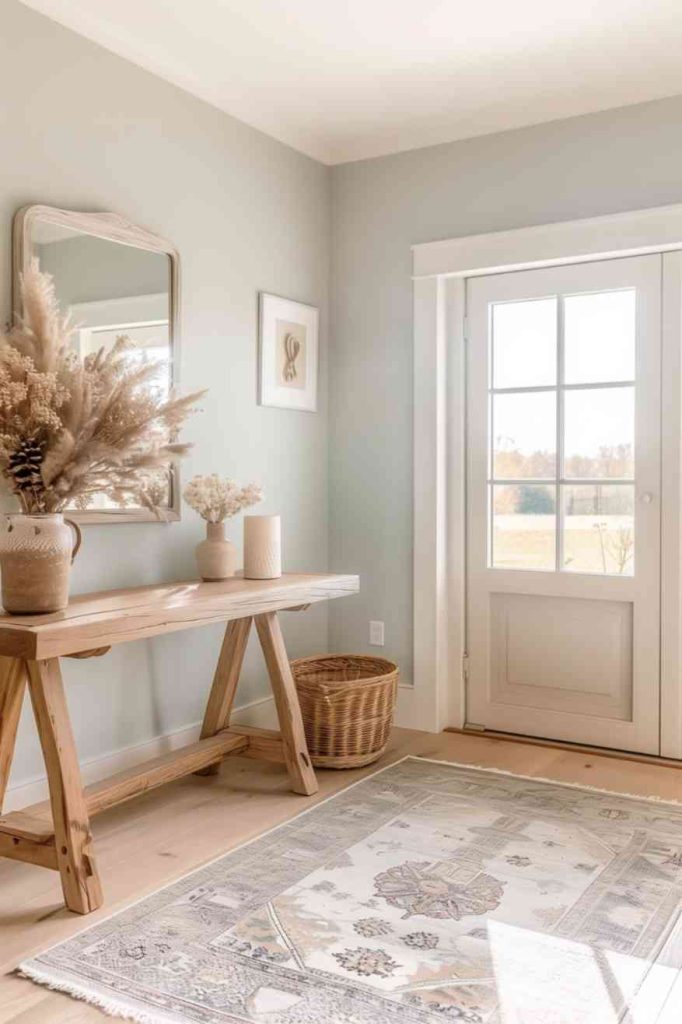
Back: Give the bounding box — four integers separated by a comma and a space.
466, 255, 661, 754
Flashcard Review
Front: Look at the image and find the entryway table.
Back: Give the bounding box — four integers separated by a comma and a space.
0, 572, 359, 914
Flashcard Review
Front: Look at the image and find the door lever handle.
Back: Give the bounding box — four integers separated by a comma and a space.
641, 492, 654, 504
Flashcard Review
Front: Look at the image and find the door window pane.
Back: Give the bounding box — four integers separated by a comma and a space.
562, 485, 634, 575
564, 289, 635, 385
492, 484, 556, 570
493, 391, 556, 479
492, 298, 557, 389
564, 387, 634, 479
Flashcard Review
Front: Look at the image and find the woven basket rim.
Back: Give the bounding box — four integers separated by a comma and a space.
291, 653, 398, 672
291, 656, 399, 692
295, 675, 398, 693
292, 658, 399, 702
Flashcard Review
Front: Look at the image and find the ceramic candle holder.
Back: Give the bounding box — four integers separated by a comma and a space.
244, 515, 281, 579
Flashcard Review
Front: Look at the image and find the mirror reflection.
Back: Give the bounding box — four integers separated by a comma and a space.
28, 219, 174, 513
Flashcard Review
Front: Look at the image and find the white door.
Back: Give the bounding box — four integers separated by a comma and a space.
466, 255, 661, 753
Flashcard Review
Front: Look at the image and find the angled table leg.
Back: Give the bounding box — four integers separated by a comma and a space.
196, 617, 253, 776
255, 612, 318, 796
0, 657, 27, 811
27, 659, 103, 914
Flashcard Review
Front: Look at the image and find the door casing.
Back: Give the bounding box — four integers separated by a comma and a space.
411, 204, 682, 756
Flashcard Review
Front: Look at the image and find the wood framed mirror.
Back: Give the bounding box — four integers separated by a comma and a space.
13, 205, 181, 523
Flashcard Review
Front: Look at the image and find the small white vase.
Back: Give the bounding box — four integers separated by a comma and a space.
195, 521, 237, 581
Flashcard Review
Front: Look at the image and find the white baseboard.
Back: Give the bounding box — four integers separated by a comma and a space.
392, 680, 437, 732
3, 695, 277, 813
4, 684, 424, 813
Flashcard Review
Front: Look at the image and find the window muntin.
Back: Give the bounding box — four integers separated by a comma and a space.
488, 288, 635, 576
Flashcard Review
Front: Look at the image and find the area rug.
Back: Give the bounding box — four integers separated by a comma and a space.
19, 757, 682, 1024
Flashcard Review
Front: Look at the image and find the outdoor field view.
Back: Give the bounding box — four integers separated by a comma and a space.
489, 289, 635, 575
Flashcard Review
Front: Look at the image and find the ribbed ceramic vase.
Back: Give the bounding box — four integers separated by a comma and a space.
195, 521, 237, 581
0, 513, 81, 614
244, 515, 281, 579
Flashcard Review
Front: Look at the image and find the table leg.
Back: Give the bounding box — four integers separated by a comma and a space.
254, 612, 318, 796
196, 617, 253, 776
27, 659, 103, 914
0, 658, 27, 811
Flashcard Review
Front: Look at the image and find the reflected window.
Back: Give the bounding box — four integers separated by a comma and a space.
30, 217, 173, 513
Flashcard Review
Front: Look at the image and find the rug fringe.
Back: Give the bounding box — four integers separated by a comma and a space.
18, 753, 681, 1022
406, 754, 682, 806
18, 963, 169, 1024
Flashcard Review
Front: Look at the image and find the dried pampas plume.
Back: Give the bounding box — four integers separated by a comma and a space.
0, 260, 205, 513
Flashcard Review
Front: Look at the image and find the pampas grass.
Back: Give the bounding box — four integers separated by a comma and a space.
0, 261, 205, 513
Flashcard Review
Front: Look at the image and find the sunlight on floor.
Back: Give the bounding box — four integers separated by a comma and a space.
487, 919, 681, 1023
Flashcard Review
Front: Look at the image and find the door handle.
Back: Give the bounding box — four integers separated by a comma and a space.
641, 492, 654, 504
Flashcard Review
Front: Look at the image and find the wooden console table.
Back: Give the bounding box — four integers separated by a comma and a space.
0, 572, 359, 915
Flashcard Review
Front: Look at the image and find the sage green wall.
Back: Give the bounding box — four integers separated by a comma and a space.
329, 94, 682, 691
6, 0, 682, 790
1, 0, 331, 791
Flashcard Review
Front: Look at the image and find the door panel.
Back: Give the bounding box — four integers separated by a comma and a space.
466, 255, 661, 753
489, 593, 632, 717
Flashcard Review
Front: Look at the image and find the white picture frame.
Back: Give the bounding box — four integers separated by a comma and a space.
259, 292, 319, 411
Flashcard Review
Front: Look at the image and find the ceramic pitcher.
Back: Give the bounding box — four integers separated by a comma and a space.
0, 513, 81, 614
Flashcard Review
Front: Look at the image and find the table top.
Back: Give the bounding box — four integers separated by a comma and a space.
0, 572, 360, 659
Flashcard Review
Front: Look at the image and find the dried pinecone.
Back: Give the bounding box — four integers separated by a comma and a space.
8, 437, 44, 492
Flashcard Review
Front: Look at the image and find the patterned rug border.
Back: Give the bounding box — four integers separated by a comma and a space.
17, 753, 682, 1024
398, 755, 682, 807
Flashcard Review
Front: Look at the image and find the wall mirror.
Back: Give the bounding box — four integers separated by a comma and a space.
13, 205, 180, 523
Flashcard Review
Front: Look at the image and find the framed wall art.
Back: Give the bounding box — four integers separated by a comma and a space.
258, 292, 319, 411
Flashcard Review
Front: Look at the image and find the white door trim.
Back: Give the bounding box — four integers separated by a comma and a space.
412, 276, 466, 732
412, 202, 682, 756
660, 251, 682, 758
413, 203, 682, 279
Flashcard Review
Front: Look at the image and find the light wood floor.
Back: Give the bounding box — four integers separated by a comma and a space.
2, 727, 681, 1022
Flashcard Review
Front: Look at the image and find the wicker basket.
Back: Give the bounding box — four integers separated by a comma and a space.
291, 654, 399, 769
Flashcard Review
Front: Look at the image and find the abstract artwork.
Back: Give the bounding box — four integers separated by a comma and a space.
259, 293, 318, 411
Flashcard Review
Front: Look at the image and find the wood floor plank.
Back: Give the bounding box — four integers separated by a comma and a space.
2, 727, 682, 1021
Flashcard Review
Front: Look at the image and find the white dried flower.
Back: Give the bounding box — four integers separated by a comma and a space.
183, 474, 263, 523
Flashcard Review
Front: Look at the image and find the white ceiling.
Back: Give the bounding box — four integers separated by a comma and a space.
19, 0, 682, 165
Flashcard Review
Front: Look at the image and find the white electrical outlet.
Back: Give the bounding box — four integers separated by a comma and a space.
369, 620, 385, 646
